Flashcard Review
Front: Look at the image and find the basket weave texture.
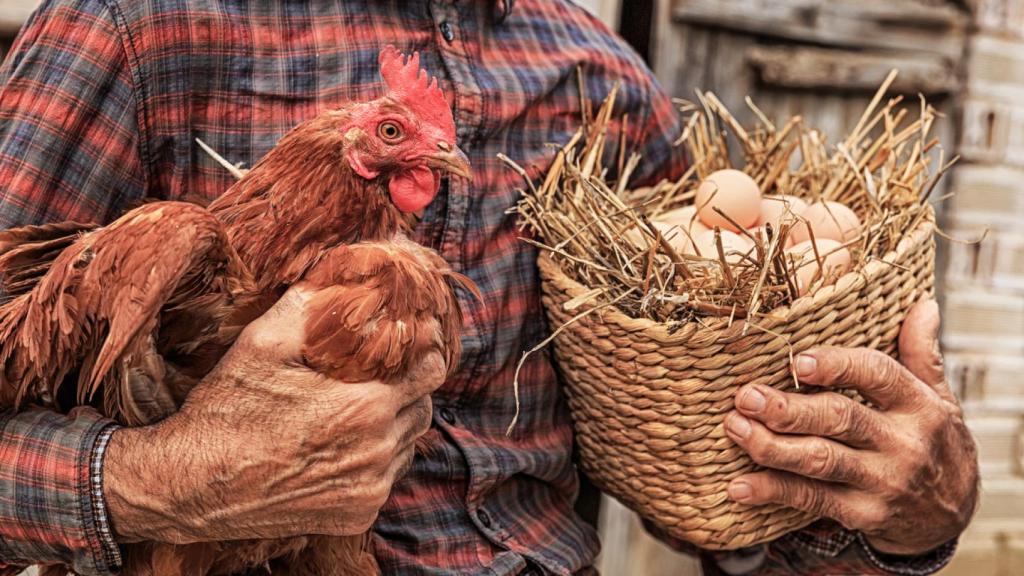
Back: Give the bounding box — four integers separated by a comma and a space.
539, 208, 936, 550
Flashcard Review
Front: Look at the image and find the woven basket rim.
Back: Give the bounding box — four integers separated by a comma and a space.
539, 205, 936, 341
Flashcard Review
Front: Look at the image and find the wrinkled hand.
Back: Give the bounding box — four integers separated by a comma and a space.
105, 286, 445, 544
724, 300, 978, 556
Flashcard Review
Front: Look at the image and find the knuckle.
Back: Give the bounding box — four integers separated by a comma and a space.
381, 431, 401, 458
415, 396, 433, 435
806, 487, 838, 520
777, 476, 806, 507
858, 506, 889, 532
744, 433, 775, 464
826, 351, 858, 386
806, 441, 838, 479
238, 321, 276, 350
363, 440, 396, 473
874, 355, 902, 386
770, 400, 802, 433
347, 512, 379, 534
411, 352, 447, 390
368, 478, 393, 509
900, 432, 931, 464
363, 403, 392, 431
825, 394, 857, 438
876, 471, 906, 501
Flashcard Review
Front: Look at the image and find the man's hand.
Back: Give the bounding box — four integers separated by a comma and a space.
103, 286, 444, 544
724, 299, 978, 556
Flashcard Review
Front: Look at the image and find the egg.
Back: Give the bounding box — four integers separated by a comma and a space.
757, 195, 808, 228
656, 206, 710, 253
790, 201, 861, 244
787, 238, 852, 295
695, 169, 762, 232
653, 221, 694, 254
659, 205, 711, 236
627, 221, 694, 254
689, 229, 754, 264
748, 225, 795, 249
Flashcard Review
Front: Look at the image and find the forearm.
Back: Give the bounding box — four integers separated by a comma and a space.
0, 407, 121, 575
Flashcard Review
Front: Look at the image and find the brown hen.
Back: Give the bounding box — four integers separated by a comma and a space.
0, 46, 475, 576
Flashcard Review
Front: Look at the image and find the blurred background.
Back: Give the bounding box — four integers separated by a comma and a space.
0, 0, 1020, 574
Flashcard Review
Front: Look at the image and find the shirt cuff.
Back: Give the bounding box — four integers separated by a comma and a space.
0, 407, 122, 576
855, 532, 957, 576
89, 424, 123, 571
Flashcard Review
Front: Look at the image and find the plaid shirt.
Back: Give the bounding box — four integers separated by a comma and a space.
0, 0, 955, 574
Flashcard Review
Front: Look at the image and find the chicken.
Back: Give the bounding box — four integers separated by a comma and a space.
0, 46, 475, 576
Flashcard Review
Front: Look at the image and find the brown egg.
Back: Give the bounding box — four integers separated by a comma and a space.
659, 205, 711, 236
657, 207, 709, 254
652, 221, 694, 254
695, 169, 762, 232
690, 229, 754, 264
787, 238, 852, 295
757, 195, 808, 228
790, 201, 862, 244
748, 225, 796, 249
625, 220, 700, 254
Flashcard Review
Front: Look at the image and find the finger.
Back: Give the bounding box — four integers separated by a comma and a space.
394, 395, 433, 454
391, 351, 447, 408
734, 385, 891, 449
725, 413, 872, 485
727, 471, 877, 530
794, 347, 924, 410
386, 443, 417, 484
899, 299, 951, 401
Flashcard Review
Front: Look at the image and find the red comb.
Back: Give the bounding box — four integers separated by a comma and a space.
379, 45, 456, 142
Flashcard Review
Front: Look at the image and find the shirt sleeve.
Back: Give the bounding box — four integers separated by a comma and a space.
0, 0, 146, 228
0, 0, 144, 573
694, 520, 956, 576
0, 408, 122, 576
756, 521, 956, 576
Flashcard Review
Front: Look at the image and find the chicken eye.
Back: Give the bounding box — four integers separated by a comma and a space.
377, 121, 404, 142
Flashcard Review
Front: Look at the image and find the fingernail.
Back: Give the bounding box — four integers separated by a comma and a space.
739, 387, 766, 413
726, 414, 752, 439
795, 354, 817, 378
728, 480, 753, 502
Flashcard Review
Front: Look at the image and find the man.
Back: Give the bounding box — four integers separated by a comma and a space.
0, 0, 977, 574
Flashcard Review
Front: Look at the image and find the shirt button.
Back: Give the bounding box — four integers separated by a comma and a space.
477, 509, 493, 529
440, 21, 455, 43
439, 407, 456, 424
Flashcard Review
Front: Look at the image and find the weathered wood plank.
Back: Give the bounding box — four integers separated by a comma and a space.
0, 0, 37, 35
746, 45, 960, 94
672, 0, 969, 58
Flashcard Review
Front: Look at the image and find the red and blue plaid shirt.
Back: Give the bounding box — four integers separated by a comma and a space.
0, 0, 955, 574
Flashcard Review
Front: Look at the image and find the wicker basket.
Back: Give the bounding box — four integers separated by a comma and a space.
539, 207, 936, 550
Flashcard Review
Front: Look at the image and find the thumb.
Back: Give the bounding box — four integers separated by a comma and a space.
239, 285, 314, 362
898, 299, 949, 398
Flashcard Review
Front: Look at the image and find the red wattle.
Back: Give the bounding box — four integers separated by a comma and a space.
389, 167, 439, 213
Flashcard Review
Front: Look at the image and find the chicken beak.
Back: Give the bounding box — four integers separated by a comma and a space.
427, 143, 472, 180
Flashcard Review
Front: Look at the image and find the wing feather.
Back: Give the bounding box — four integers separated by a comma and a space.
0, 221, 98, 299
0, 202, 257, 425
300, 241, 471, 383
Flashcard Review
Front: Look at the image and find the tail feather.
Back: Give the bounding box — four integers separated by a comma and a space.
0, 221, 97, 300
